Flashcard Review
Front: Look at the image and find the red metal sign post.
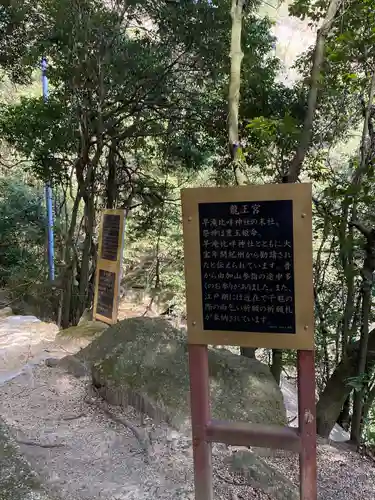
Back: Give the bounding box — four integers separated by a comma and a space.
182, 184, 317, 500
189, 345, 317, 500
297, 350, 317, 499
189, 344, 213, 500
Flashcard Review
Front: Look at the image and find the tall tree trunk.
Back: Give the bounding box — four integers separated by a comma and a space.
60, 190, 82, 328
318, 69, 375, 438
351, 290, 372, 444
347, 70, 375, 444
228, 0, 258, 361
285, 0, 343, 182
339, 202, 355, 355
316, 327, 375, 437
61, 268, 74, 329
77, 194, 95, 321
314, 288, 331, 389
228, 0, 246, 185
280, 2, 342, 392
350, 224, 375, 445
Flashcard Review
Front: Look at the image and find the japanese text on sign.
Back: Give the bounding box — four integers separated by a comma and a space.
96, 269, 116, 319
199, 200, 295, 334
101, 214, 121, 261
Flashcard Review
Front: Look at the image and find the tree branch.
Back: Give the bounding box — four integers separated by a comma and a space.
350, 220, 372, 239
285, 0, 343, 182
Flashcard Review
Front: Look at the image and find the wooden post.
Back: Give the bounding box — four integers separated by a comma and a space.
298, 349, 317, 500
189, 344, 213, 500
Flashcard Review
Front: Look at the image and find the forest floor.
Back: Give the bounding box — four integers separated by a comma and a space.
0, 312, 375, 500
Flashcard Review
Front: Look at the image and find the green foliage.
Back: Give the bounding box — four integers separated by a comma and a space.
244, 112, 301, 176
347, 374, 371, 393
0, 97, 74, 183
0, 0, 279, 185
0, 0, 40, 83
0, 175, 45, 286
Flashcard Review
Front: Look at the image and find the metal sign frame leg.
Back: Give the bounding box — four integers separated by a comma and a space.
188, 344, 317, 500
189, 344, 213, 500
298, 349, 317, 500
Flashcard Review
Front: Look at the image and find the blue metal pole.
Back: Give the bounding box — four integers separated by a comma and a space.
42, 57, 55, 281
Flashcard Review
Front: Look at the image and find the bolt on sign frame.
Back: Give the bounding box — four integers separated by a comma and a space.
93, 209, 126, 325
181, 183, 316, 500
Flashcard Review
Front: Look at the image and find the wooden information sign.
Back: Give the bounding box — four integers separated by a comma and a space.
182, 184, 317, 500
181, 183, 314, 350
96, 269, 117, 319
93, 209, 126, 325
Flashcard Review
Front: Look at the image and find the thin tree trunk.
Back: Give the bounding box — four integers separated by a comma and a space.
350, 294, 362, 340
107, 139, 118, 209
347, 70, 375, 445
61, 268, 74, 329
350, 224, 375, 445
316, 328, 375, 437
78, 196, 95, 320
227, 0, 258, 361
60, 190, 82, 328
314, 288, 331, 388
228, 0, 246, 185
240, 347, 256, 359
337, 394, 351, 431
339, 202, 355, 355
270, 349, 283, 385
351, 289, 372, 444
285, 0, 343, 182
279, 4, 342, 386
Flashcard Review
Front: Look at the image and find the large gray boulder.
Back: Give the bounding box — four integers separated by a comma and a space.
76, 317, 286, 430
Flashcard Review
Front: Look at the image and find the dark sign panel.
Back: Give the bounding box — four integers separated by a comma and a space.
198, 200, 295, 334
101, 214, 120, 261
96, 269, 116, 319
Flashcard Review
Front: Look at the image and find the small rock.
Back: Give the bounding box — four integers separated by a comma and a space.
45, 358, 60, 368
0, 306, 13, 318
227, 450, 299, 500
166, 430, 180, 442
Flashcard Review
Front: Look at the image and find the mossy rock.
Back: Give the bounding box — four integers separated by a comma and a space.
76, 317, 286, 430
0, 418, 53, 500
228, 450, 298, 500
57, 320, 108, 339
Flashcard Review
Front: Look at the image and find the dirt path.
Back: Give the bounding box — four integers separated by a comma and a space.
1, 363, 264, 500
0, 313, 374, 500
0, 364, 196, 500
0, 313, 254, 500
1, 364, 375, 500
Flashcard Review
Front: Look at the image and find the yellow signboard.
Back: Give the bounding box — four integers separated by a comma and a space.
181, 183, 314, 350
93, 209, 126, 325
